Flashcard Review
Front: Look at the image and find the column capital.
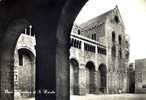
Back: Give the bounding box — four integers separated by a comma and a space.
79, 63, 85, 69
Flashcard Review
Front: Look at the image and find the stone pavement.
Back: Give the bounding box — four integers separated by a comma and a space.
15, 97, 35, 100
14, 94, 146, 100
71, 94, 146, 100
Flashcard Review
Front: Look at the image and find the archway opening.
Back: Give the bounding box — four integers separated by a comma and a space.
13, 25, 36, 100
99, 64, 107, 93
86, 61, 96, 94
70, 58, 79, 95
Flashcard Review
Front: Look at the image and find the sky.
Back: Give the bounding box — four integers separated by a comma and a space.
74, 0, 146, 63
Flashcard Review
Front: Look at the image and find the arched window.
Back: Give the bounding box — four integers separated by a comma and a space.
114, 16, 119, 23
118, 35, 122, 45
18, 52, 23, 66
112, 31, 116, 42
92, 34, 96, 40
78, 29, 80, 35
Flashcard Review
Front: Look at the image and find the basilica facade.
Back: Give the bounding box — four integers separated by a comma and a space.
70, 6, 129, 95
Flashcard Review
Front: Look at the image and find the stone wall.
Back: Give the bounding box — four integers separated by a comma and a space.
135, 59, 146, 93
14, 32, 36, 97
104, 7, 128, 93
70, 32, 107, 95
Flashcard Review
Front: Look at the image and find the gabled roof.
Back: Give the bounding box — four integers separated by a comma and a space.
79, 9, 113, 29
79, 5, 125, 30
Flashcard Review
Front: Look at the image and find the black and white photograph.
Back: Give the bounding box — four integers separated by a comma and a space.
0, 0, 146, 100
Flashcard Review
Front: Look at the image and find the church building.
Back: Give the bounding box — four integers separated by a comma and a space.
70, 6, 129, 95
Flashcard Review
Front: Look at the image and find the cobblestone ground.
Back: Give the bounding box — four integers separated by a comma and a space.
14, 94, 146, 100
71, 94, 146, 100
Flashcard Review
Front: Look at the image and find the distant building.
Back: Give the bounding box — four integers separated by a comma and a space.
70, 6, 129, 95
135, 58, 146, 93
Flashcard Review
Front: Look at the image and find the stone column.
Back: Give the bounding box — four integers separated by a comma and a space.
29, 25, 32, 36
81, 41, 84, 52
107, 71, 112, 94
78, 64, 86, 95
95, 70, 101, 94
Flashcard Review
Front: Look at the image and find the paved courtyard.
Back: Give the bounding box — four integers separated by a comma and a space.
71, 94, 146, 100
14, 94, 146, 100
15, 97, 35, 100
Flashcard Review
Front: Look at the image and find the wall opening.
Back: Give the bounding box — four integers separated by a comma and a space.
112, 31, 116, 42
86, 61, 96, 94
70, 58, 79, 95
99, 64, 107, 93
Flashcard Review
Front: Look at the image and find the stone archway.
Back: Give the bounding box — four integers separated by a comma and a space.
86, 61, 96, 94
70, 58, 79, 95
99, 63, 107, 93
0, 19, 30, 100
0, 0, 88, 100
